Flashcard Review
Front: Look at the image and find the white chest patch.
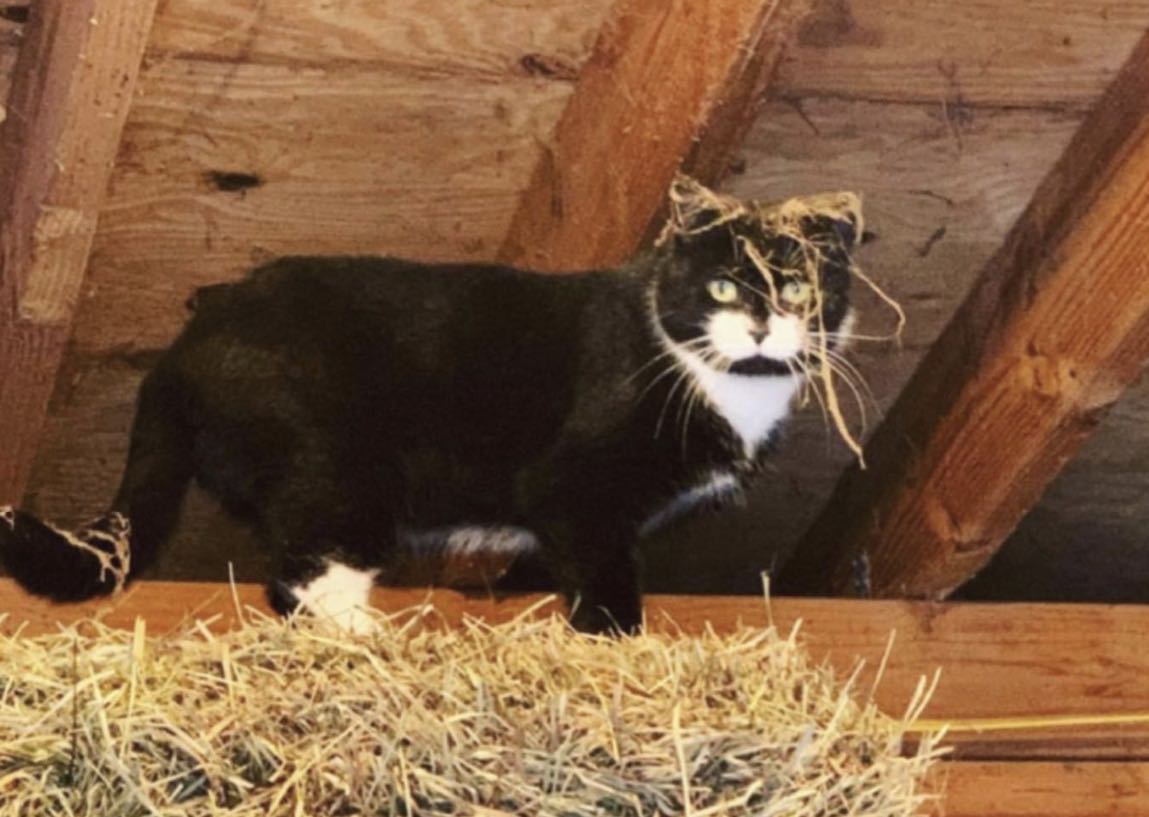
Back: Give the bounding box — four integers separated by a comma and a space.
668, 345, 802, 457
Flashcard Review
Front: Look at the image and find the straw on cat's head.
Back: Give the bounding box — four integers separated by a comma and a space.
659, 174, 904, 465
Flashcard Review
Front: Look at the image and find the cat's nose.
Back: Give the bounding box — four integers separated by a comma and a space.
749, 328, 769, 344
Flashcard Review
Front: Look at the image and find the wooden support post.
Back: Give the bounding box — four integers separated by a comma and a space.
498, 0, 813, 271
780, 30, 1149, 598
0, 0, 159, 503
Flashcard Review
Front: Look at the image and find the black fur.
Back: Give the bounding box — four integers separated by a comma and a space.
0, 205, 857, 634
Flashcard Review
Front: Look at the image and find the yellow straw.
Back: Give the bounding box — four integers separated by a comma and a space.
908, 711, 1149, 734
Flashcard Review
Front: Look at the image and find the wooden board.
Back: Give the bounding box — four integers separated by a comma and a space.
6, 580, 1149, 756
63, 58, 575, 355
498, 0, 812, 271
961, 373, 1149, 603
781, 30, 1149, 598
122, 0, 1149, 108
777, 0, 1149, 108
935, 762, 1149, 817
146, 0, 613, 80
0, 0, 158, 503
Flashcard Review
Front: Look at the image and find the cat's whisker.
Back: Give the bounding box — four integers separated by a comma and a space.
654, 364, 697, 440
627, 338, 709, 387
636, 360, 682, 402
791, 356, 833, 435
821, 348, 878, 411
817, 356, 870, 434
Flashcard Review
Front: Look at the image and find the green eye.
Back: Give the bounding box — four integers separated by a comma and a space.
781, 280, 813, 306
707, 278, 739, 304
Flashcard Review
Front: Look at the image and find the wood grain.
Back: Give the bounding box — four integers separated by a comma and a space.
498, 0, 814, 271
64, 59, 573, 355
146, 0, 613, 80
780, 29, 1149, 598
778, 0, 1149, 108
934, 762, 1149, 817
138, 0, 1149, 108
0, 0, 158, 504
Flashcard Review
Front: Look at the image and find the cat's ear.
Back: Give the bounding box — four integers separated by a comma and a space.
662, 173, 744, 241
795, 192, 863, 249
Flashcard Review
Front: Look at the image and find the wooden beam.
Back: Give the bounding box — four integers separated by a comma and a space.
497, 0, 812, 271
7, 580, 1149, 759
779, 28, 1149, 599
0, 0, 158, 503
934, 762, 1149, 817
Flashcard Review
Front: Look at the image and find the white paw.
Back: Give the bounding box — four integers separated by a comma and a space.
289, 561, 380, 636
0, 507, 14, 528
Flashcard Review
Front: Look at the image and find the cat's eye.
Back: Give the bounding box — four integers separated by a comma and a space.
781, 280, 813, 306
707, 278, 739, 304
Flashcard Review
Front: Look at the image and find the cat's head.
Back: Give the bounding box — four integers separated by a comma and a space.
650, 177, 861, 377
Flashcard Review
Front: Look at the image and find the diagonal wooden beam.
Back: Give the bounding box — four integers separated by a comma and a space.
779, 29, 1149, 599
498, 0, 813, 271
0, 0, 159, 503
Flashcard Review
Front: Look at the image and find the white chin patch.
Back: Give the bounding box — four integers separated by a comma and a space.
707, 310, 805, 363
290, 561, 380, 635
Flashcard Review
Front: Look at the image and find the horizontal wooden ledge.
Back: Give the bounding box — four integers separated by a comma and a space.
0, 588, 1139, 813
2, 580, 1148, 760
933, 761, 1149, 817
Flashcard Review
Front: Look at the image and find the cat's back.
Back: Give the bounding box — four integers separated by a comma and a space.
168, 256, 649, 437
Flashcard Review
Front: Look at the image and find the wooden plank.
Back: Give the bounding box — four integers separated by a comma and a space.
0, 0, 158, 504
497, 0, 813, 271
961, 375, 1149, 603
934, 762, 1149, 817
62, 59, 573, 355
776, 0, 1149, 108
142, 0, 1149, 109
146, 0, 613, 80
6, 581, 1149, 756
780, 29, 1149, 599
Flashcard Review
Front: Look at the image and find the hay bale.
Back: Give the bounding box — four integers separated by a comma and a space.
0, 600, 942, 815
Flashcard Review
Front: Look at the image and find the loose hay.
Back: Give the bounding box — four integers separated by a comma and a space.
659, 176, 907, 465
0, 602, 943, 816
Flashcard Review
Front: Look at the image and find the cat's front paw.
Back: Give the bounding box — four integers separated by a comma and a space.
569, 599, 642, 637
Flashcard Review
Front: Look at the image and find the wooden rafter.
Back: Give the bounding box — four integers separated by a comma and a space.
0, 0, 159, 503
498, 0, 813, 271
780, 29, 1149, 599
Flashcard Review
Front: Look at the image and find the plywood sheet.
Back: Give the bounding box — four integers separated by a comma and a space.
146, 0, 612, 78
68, 58, 574, 354
778, 0, 1149, 107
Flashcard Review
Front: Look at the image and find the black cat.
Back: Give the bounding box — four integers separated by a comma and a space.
0, 180, 860, 634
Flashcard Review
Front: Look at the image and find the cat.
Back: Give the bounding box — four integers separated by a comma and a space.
0, 178, 861, 635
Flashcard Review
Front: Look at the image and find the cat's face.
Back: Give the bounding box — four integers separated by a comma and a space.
651, 207, 857, 378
